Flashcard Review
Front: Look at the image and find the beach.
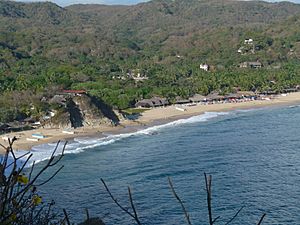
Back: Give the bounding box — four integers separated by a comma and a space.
1, 92, 300, 154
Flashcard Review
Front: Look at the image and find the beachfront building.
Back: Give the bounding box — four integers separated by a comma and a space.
225, 91, 257, 102
205, 92, 225, 102
175, 96, 191, 104
236, 91, 256, 98
0, 123, 9, 133
189, 94, 206, 103
135, 97, 169, 108
282, 88, 298, 93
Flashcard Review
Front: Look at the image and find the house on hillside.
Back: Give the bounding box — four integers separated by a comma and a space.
49, 95, 67, 106
244, 39, 253, 45
132, 75, 149, 82
237, 47, 244, 54
239, 61, 262, 69
62, 90, 87, 96
127, 69, 148, 81
200, 63, 209, 71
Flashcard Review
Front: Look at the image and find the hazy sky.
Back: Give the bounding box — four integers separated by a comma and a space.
14, 0, 300, 7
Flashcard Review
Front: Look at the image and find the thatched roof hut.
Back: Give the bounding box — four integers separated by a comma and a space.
151, 97, 164, 107
160, 98, 169, 106
23, 118, 36, 123
135, 97, 169, 108
135, 99, 154, 108
175, 96, 191, 104
225, 93, 239, 99
282, 88, 298, 93
236, 91, 256, 97
189, 94, 206, 102
206, 93, 225, 101
0, 123, 9, 132
259, 90, 278, 95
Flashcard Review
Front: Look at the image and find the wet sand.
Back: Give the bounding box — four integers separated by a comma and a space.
1, 92, 300, 154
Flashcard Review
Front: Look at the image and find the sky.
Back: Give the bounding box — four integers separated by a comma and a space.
13, 0, 300, 7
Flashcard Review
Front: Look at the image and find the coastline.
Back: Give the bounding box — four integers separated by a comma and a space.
1, 92, 300, 154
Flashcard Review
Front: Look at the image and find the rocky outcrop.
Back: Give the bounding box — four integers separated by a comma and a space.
44, 94, 121, 129
72, 95, 111, 127
44, 110, 72, 129
67, 99, 84, 128
89, 96, 120, 125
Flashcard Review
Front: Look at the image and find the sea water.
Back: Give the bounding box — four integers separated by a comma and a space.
12, 105, 300, 224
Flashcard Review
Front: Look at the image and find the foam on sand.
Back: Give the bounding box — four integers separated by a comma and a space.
5, 111, 230, 168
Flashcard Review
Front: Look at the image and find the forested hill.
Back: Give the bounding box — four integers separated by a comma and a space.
1, 0, 300, 64
1, 0, 300, 123
67, 0, 300, 29
0, 0, 300, 62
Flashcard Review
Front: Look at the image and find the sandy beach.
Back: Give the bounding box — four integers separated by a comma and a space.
1, 92, 300, 154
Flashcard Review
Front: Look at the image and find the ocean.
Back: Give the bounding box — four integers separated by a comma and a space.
14, 104, 300, 224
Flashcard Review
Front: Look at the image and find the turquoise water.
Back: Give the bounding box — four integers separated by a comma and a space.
29, 105, 300, 224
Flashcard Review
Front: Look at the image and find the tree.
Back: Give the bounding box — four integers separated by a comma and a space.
0, 139, 65, 224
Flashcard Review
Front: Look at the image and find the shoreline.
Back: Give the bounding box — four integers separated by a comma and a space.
1, 92, 300, 154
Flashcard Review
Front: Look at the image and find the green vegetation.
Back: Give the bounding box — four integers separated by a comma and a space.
0, 0, 300, 122
122, 108, 150, 114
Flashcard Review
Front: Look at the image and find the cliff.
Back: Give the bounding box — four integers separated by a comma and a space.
44, 94, 120, 129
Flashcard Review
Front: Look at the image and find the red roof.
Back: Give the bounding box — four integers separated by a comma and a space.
62, 90, 86, 94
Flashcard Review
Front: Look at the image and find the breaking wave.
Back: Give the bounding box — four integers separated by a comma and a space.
5, 111, 230, 168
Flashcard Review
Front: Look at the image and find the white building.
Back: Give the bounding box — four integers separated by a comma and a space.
200, 64, 209, 71
244, 39, 253, 44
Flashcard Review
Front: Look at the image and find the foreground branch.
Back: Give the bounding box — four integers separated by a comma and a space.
257, 213, 266, 225
101, 178, 142, 225
168, 177, 192, 225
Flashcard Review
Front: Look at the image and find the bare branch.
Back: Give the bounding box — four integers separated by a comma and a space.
36, 165, 64, 186
63, 208, 71, 225
0, 139, 65, 224
212, 216, 220, 224
257, 213, 266, 225
85, 208, 90, 220
5, 151, 31, 169
0, 142, 6, 150
18, 154, 33, 173
1, 144, 10, 170
128, 187, 142, 225
14, 141, 67, 204
204, 173, 213, 225
168, 177, 192, 225
224, 206, 244, 225
28, 161, 36, 181
48, 141, 66, 167
101, 178, 141, 224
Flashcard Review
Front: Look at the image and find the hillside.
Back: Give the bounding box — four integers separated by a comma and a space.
1, 0, 300, 63
1, 0, 300, 123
